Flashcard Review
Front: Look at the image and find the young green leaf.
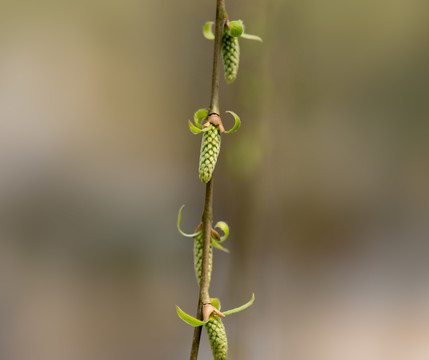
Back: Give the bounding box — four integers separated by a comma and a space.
241, 33, 263, 42
211, 239, 229, 253
188, 120, 203, 134
194, 108, 208, 128
211, 298, 221, 311
177, 205, 202, 237
203, 21, 215, 40
214, 221, 229, 242
224, 111, 241, 134
176, 306, 208, 327
228, 20, 244, 37
223, 293, 255, 315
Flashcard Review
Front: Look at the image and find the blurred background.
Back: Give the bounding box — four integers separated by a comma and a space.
1, 0, 429, 359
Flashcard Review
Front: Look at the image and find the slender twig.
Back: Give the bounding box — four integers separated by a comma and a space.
189, 1, 227, 359
209, 0, 226, 115
199, 179, 214, 306
188, 298, 203, 360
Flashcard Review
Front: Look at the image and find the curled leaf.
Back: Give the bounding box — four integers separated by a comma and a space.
203, 21, 215, 40
224, 111, 241, 134
188, 120, 203, 134
214, 221, 229, 242
176, 305, 208, 327
194, 108, 208, 128
228, 20, 244, 37
210, 229, 229, 253
212, 239, 229, 253
241, 33, 262, 42
177, 205, 201, 237
223, 293, 255, 315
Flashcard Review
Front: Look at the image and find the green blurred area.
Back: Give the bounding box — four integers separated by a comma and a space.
0, 0, 428, 359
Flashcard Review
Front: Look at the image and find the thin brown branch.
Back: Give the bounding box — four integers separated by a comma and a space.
209, 0, 226, 115
199, 179, 214, 305
189, 0, 227, 359
188, 300, 202, 360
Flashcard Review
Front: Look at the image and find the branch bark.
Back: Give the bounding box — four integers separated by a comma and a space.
209, 0, 226, 115
189, 0, 226, 359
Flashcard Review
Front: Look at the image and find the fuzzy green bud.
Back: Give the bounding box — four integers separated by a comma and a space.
193, 232, 213, 285
206, 314, 228, 360
199, 124, 221, 183
221, 32, 240, 83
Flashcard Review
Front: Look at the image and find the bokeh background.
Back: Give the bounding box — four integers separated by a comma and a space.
1, 0, 429, 359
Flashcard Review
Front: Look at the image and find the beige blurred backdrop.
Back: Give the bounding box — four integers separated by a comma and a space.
1, 0, 429, 359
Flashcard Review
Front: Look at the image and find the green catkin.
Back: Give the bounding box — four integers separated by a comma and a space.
205, 314, 228, 360
221, 32, 240, 83
199, 124, 221, 183
193, 232, 213, 285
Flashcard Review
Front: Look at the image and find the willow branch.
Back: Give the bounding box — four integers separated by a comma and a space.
189, 0, 227, 359
209, 0, 226, 115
